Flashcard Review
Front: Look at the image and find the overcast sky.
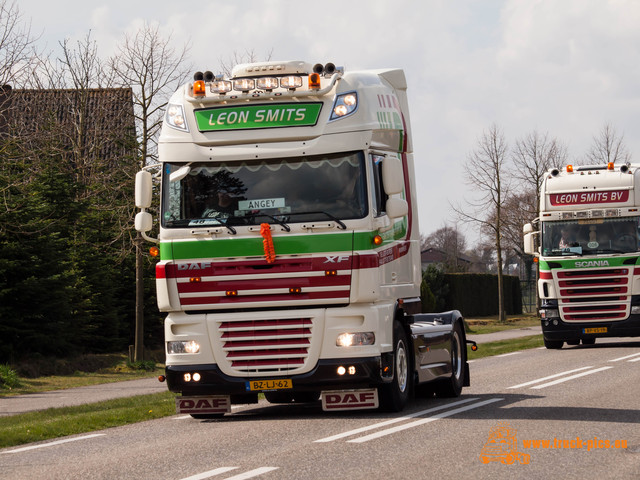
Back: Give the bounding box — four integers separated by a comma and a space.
18, 0, 640, 245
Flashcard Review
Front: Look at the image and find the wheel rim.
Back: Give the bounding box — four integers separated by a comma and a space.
452, 331, 462, 380
396, 340, 408, 392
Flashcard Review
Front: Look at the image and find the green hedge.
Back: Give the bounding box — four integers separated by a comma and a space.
422, 272, 522, 317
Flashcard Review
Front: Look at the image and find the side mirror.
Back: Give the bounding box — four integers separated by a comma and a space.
386, 197, 408, 219
135, 171, 153, 209
381, 156, 404, 195
523, 232, 535, 255
523, 223, 533, 234
135, 211, 153, 233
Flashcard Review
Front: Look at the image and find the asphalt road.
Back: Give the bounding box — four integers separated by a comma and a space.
0, 326, 542, 417
1, 336, 638, 480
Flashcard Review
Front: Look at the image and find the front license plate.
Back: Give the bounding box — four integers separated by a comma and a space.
583, 327, 607, 334
246, 379, 293, 391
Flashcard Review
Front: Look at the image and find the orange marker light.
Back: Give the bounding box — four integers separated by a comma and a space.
289, 287, 302, 294
373, 235, 383, 246
193, 80, 206, 96
607, 162, 615, 170
566, 164, 574, 173
309, 73, 321, 89
226, 290, 238, 297
149, 246, 159, 257
189, 277, 201, 283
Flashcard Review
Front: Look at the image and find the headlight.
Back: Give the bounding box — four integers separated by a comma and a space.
330, 92, 358, 120
165, 103, 188, 132
336, 332, 375, 347
167, 340, 200, 354
540, 309, 560, 319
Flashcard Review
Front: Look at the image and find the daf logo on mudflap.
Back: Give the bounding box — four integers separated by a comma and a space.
321, 389, 379, 411
176, 396, 231, 414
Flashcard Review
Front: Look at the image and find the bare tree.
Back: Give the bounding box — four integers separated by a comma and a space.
0, 0, 38, 86
110, 23, 191, 362
511, 130, 568, 221
421, 224, 468, 272
453, 124, 510, 322
111, 23, 191, 167
584, 123, 631, 165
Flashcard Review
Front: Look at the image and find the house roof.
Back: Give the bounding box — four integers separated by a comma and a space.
0, 86, 136, 161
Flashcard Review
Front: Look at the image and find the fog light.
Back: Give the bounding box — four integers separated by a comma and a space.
631, 305, 640, 315
348, 366, 356, 375
184, 373, 192, 382
192, 372, 201, 382
337, 366, 346, 375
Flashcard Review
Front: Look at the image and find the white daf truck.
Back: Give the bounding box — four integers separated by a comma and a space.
524, 162, 640, 348
135, 60, 471, 416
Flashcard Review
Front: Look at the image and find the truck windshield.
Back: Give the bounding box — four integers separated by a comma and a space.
541, 217, 640, 256
161, 151, 367, 228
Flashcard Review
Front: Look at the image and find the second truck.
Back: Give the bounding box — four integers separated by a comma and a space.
135, 60, 471, 416
524, 162, 640, 348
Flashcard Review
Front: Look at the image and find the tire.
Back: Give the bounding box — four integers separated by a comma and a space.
379, 322, 411, 412
434, 321, 465, 398
544, 338, 564, 349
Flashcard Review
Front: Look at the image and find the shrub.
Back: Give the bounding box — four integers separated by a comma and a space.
0, 364, 20, 389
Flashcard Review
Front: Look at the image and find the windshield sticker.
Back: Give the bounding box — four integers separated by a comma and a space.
188, 218, 223, 227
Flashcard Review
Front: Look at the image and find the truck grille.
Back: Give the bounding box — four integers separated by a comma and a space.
169, 257, 351, 310
218, 318, 312, 373
556, 268, 631, 322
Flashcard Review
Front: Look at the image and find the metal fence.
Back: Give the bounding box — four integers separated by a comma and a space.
520, 280, 537, 314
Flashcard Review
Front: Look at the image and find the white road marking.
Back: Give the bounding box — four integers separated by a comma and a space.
609, 352, 640, 362
179, 467, 238, 480
530, 366, 614, 389
348, 398, 504, 443
628, 357, 640, 362
314, 397, 480, 443
225, 467, 279, 480
1, 434, 106, 454
507, 366, 594, 389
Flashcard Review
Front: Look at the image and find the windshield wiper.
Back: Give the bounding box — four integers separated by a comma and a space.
207, 216, 237, 235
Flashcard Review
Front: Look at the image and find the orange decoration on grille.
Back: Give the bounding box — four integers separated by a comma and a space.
260, 223, 276, 264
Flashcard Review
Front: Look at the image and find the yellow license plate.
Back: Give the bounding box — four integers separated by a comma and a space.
583, 327, 607, 334
247, 379, 293, 391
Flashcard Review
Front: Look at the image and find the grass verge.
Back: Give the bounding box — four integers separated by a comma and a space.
0, 391, 175, 449
465, 314, 539, 335
468, 335, 544, 360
